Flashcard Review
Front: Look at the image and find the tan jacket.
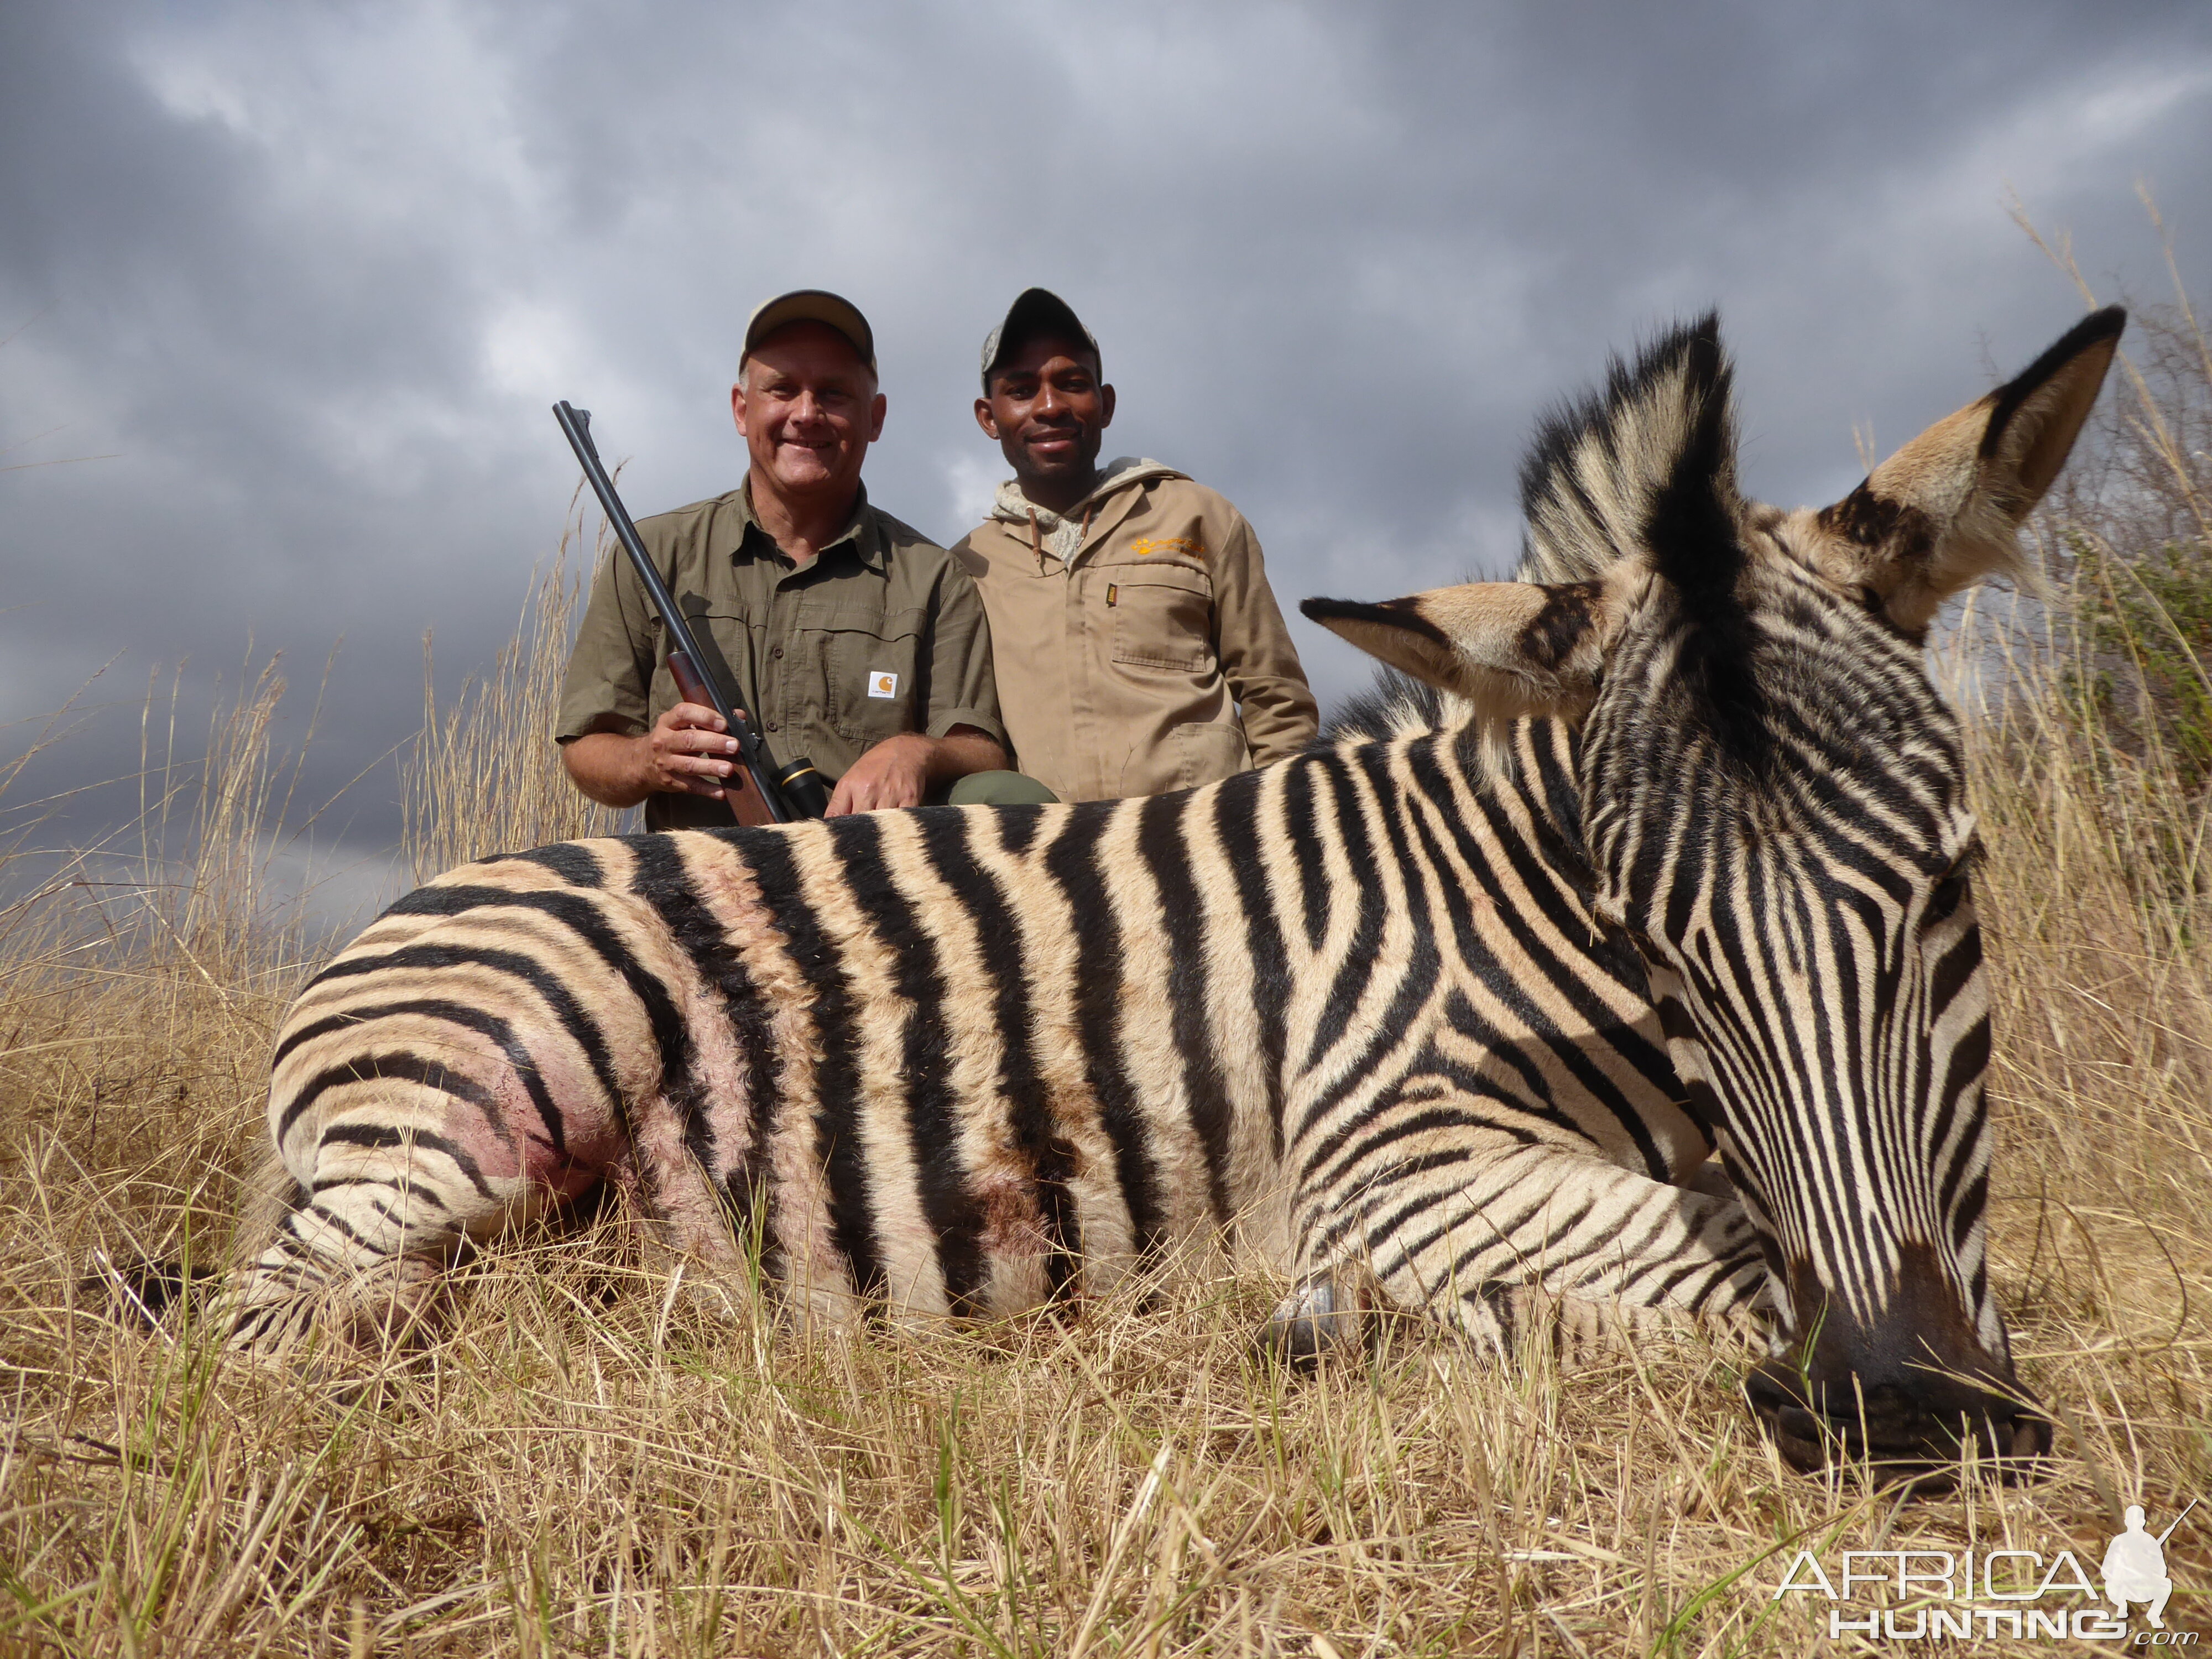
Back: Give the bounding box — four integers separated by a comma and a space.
952, 461, 1318, 802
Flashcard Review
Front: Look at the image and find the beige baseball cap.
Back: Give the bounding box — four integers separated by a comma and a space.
742, 289, 878, 374
980, 288, 1099, 389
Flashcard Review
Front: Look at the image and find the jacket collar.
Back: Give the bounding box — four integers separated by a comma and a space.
988, 457, 1184, 566
989, 456, 1180, 527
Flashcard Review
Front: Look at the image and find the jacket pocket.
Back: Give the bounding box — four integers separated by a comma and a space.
1109, 566, 1214, 674
1120, 721, 1251, 797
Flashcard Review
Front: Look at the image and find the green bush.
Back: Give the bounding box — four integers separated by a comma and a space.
2069, 529, 2212, 791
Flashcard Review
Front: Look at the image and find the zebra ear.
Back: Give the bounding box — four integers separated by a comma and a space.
1812, 306, 2124, 630
1302, 580, 1620, 721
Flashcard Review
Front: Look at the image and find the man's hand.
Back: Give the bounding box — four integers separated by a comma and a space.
640, 701, 745, 799
824, 724, 1006, 817
825, 732, 933, 816
562, 703, 744, 810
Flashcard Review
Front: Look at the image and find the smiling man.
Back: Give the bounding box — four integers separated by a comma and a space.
953, 289, 1317, 802
559, 290, 1047, 827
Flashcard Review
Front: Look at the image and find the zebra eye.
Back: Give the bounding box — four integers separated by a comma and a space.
1925, 851, 1974, 925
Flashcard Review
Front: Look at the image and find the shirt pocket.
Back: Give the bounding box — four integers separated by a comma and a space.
812, 602, 927, 747
644, 604, 764, 724
1108, 564, 1215, 674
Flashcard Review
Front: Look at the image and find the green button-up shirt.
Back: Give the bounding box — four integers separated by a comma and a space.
556, 482, 1004, 831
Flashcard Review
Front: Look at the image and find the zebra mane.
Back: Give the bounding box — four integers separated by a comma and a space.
1515, 314, 1742, 587
1512, 313, 1772, 765
1321, 666, 1470, 743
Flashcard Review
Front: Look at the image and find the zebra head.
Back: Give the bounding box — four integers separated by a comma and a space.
1305, 308, 2124, 1475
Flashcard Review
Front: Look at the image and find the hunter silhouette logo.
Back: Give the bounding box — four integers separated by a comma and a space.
868, 670, 898, 699
2105, 1501, 2194, 1630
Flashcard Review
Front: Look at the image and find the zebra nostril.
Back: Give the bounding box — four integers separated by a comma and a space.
2010, 1412, 2054, 1462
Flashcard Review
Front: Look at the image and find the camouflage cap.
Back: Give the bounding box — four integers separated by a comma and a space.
980, 288, 1099, 390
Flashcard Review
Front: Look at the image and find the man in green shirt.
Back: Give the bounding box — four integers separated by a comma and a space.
558, 290, 1050, 828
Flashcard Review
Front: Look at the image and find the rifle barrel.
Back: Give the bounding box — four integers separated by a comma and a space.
2156, 1496, 2198, 1545
553, 400, 792, 823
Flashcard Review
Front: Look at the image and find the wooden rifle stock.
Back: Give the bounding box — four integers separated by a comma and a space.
663, 648, 781, 827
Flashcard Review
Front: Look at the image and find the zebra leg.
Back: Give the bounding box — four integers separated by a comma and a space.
1270, 1136, 1771, 1367
218, 1113, 571, 1360
221, 1070, 769, 1360
219, 1178, 446, 1360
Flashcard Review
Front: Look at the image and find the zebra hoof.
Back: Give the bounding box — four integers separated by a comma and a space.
1258, 1273, 1367, 1371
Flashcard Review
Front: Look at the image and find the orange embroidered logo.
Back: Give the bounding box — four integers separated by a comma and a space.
1129, 536, 1204, 559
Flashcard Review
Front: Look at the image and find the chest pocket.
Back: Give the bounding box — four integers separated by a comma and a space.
648, 604, 763, 727
808, 602, 927, 747
1108, 563, 1215, 674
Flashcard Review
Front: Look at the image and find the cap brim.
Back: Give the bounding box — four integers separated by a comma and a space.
744, 290, 878, 374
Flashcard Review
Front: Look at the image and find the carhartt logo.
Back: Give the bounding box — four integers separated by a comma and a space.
1771, 1498, 2198, 1644
868, 671, 898, 699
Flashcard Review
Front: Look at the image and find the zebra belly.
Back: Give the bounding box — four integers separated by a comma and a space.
663, 813, 1263, 1322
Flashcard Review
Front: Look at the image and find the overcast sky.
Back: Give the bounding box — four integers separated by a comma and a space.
4, 2, 2209, 886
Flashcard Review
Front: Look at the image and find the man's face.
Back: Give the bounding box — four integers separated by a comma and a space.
975, 333, 1114, 489
732, 321, 886, 502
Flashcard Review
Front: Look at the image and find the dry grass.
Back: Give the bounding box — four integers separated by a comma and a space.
4, 310, 2211, 1659
404, 520, 626, 884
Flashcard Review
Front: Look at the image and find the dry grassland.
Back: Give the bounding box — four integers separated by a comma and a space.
3, 284, 2209, 1655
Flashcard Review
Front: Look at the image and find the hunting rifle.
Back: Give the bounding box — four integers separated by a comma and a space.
554, 401, 830, 826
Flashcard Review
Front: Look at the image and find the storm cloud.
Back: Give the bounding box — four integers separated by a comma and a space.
4, 2, 2208, 874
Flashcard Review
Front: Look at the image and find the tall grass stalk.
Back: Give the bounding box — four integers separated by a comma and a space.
404, 505, 626, 883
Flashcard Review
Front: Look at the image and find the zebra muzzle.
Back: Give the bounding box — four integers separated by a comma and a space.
1743, 1246, 2053, 1484
1742, 1357, 2052, 1484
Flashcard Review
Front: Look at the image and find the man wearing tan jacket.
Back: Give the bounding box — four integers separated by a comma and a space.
952, 289, 1318, 802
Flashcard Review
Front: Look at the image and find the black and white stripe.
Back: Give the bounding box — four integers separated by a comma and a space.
232, 726, 1758, 1356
